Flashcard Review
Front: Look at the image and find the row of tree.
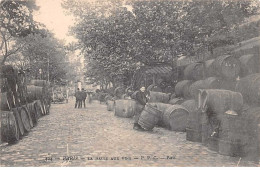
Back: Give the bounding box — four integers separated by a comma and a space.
0, 0, 75, 84
63, 0, 260, 89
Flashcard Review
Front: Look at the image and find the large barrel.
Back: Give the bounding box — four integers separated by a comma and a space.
106, 100, 115, 111
189, 77, 222, 100
34, 100, 44, 117
189, 80, 207, 100
27, 85, 43, 102
11, 108, 24, 137
149, 103, 172, 127
114, 99, 136, 118
204, 77, 221, 89
1, 111, 19, 144
204, 59, 215, 77
238, 54, 259, 77
162, 105, 189, 132
30, 80, 50, 87
18, 106, 31, 132
148, 91, 170, 103
186, 109, 205, 142
184, 62, 205, 80
181, 99, 197, 113
235, 73, 260, 106
219, 78, 237, 91
168, 98, 185, 105
27, 102, 38, 126
138, 103, 162, 130
149, 103, 172, 113
175, 80, 193, 99
22, 105, 33, 128
212, 55, 241, 80
218, 113, 258, 159
199, 89, 243, 115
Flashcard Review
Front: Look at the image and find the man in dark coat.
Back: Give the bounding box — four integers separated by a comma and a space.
133, 86, 148, 130
74, 88, 80, 108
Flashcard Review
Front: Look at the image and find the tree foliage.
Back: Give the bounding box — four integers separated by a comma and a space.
0, 0, 43, 64
63, 0, 260, 87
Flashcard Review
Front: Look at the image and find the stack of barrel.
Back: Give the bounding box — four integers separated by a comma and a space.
173, 52, 259, 161
1, 66, 49, 144
27, 79, 51, 117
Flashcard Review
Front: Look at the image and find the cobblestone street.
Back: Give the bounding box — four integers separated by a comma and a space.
0, 98, 259, 167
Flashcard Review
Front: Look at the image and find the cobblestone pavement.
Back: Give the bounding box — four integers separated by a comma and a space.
1, 98, 259, 167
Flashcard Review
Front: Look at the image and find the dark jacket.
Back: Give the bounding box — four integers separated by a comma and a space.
82, 91, 87, 100
75, 91, 81, 100
135, 91, 147, 106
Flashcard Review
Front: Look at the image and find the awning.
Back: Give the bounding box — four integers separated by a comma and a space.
145, 66, 172, 75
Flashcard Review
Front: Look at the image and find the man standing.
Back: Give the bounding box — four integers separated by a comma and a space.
81, 88, 87, 108
75, 88, 80, 108
133, 86, 147, 131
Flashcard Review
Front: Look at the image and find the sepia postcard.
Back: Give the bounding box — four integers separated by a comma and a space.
0, 0, 260, 167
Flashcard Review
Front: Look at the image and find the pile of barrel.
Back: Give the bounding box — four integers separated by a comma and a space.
1, 67, 51, 145
104, 51, 260, 161
173, 53, 260, 161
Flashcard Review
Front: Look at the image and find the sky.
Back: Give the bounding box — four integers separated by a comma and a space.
34, 0, 77, 43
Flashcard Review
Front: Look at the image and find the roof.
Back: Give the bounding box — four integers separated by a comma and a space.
145, 65, 172, 75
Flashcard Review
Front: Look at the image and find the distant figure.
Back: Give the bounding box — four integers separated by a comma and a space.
81, 88, 87, 108
88, 92, 92, 104
133, 86, 147, 131
75, 88, 80, 108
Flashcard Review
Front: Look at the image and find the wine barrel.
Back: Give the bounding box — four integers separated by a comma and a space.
27, 85, 43, 102
181, 99, 197, 113
218, 114, 249, 157
204, 59, 215, 77
162, 105, 189, 132
114, 99, 136, 118
1, 111, 19, 144
168, 98, 185, 105
212, 55, 241, 80
30, 79, 50, 87
235, 73, 260, 106
18, 106, 31, 132
239, 54, 259, 77
27, 102, 38, 126
189, 80, 207, 100
199, 89, 243, 115
11, 108, 24, 137
175, 80, 193, 99
22, 105, 33, 128
148, 91, 170, 103
189, 77, 222, 100
138, 103, 162, 130
0, 92, 10, 110
106, 100, 115, 111
184, 62, 205, 80
219, 78, 237, 91
186, 109, 205, 142
149, 103, 172, 114
204, 77, 221, 89
34, 100, 44, 117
